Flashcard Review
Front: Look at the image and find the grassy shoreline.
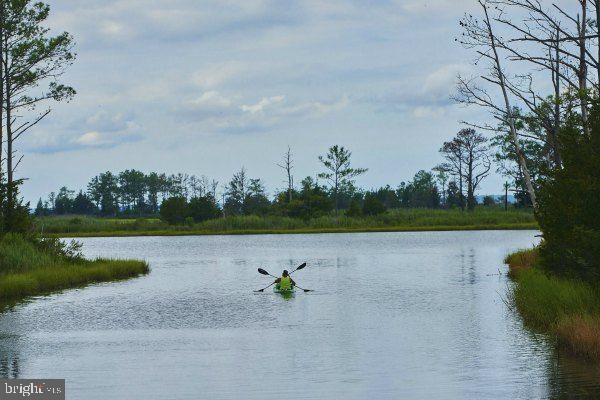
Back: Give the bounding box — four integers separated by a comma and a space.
44, 222, 539, 238
0, 234, 149, 308
37, 209, 537, 238
505, 248, 600, 360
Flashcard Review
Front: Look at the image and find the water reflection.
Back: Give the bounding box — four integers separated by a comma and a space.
0, 356, 19, 378
546, 350, 600, 399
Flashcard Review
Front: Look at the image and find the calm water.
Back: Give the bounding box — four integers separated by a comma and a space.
1, 231, 600, 399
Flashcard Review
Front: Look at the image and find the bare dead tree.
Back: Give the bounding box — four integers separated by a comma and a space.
438, 129, 491, 211
459, 129, 492, 210
456, 0, 538, 208
277, 146, 294, 203
210, 179, 219, 201
489, 0, 596, 136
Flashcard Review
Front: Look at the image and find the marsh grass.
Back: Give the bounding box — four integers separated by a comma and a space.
37, 208, 537, 237
506, 248, 600, 360
504, 248, 540, 278
0, 234, 149, 306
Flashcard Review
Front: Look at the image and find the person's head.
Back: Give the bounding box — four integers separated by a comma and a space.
282, 270, 289, 277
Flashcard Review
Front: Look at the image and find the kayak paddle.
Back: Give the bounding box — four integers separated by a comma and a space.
258, 268, 277, 278
257, 263, 307, 278
290, 262, 307, 275
254, 282, 276, 292
294, 285, 313, 293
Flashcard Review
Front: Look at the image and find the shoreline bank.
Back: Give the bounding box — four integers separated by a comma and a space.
505, 248, 600, 360
0, 259, 149, 308
0, 234, 149, 309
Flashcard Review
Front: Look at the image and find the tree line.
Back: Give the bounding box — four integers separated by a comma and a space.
35, 142, 512, 223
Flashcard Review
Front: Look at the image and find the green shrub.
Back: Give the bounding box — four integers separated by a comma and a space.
160, 197, 188, 225
188, 196, 221, 222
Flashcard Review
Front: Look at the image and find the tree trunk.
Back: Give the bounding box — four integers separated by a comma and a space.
578, 2, 590, 136
287, 171, 292, 203
467, 151, 475, 211
481, 2, 538, 209
4, 32, 12, 204
334, 177, 339, 215
458, 162, 465, 211
552, 27, 562, 168
0, 3, 3, 183
597, 1, 600, 85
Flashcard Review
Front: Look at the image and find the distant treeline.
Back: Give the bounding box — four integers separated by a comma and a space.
35, 145, 512, 225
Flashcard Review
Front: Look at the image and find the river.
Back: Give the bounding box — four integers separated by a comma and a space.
1, 231, 599, 399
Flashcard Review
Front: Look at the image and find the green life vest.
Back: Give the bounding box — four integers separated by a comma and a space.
279, 276, 292, 290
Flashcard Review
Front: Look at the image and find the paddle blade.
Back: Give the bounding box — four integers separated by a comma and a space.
258, 268, 270, 276
296, 262, 307, 271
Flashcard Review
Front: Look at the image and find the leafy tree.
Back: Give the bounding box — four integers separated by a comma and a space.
118, 169, 146, 213
482, 195, 497, 207
1, 0, 76, 206
397, 171, 440, 208
433, 167, 449, 207
72, 190, 97, 215
34, 198, 49, 216
145, 172, 165, 214
160, 197, 188, 225
446, 181, 463, 209
87, 172, 119, 216
243, 178, 270, 216
362, 193, 386, 215
188, 196, 220, 222
537, 101, 600, 280
318, 145, 367, 213
224, 168, 249, 216
54, 187, 74, 215
345, 198, 363, 217
277, 177, 333, 219
371, 185, 400, 209
299, 177, 334, 218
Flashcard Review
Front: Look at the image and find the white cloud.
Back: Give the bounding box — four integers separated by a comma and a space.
192, 62, 246, 89
75, 131, 104, 146
241, 95, 285, 114
412, 106, 445, 119
423, 63, 470, 97
178, 92, 349, 134
398, 0, 477, 14
188, 91, 235, 109
99, 20, 128, 37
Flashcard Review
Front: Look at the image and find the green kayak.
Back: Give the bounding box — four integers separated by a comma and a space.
273, 284, 295, 295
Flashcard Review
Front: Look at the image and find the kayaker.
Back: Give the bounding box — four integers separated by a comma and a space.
274, 270, 296, 290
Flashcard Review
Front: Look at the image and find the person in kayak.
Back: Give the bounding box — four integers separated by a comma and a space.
275, 270, 296, 290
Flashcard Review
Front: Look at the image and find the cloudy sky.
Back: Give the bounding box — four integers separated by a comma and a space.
21, 0, 494, 203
